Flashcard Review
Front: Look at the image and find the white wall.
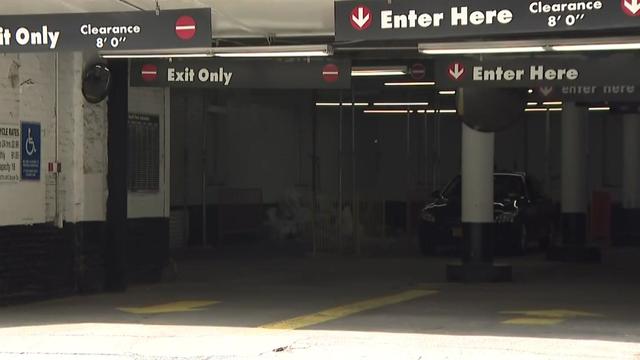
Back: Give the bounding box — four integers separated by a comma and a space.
0, 52, 108, 227
127, 86, 170, 219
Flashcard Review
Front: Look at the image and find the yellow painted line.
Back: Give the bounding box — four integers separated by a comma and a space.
118, 300, 220, 314
502, 317, 566, 326
261, 289, 438, 330
500, 309, 603, 319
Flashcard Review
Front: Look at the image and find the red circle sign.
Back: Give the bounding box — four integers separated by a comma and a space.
447, 62, 465, 81
175, 15, 197, 40
322, 64, 340, 83
141, 64, 158, 82
622, 0, 640, 16
410, 63, 426, 80
350, 5, 372, 31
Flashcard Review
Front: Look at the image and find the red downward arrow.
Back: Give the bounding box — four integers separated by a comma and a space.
623, 0, 640, 16
350, 6, 372, 30
448, 63, 465, 80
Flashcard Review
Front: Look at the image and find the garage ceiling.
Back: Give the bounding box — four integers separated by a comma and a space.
0, 0, 336, 38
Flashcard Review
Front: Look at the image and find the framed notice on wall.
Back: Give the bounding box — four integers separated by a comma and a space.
128, 113, 160, 192
0, 124, 20, 183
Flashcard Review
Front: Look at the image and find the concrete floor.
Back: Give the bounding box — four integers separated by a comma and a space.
0, 249, 639, 359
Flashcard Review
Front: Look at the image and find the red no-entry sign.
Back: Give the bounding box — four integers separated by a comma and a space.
141, 64, 158, 82
175, 15, 197, 40
322, 64, 340, 83
410, 63, 426, 80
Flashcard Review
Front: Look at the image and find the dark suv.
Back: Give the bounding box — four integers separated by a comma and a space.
418, 173, 557, 255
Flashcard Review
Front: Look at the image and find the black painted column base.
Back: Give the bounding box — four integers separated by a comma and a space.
547, 212, 601, 263
447, 223, 512, 283
446, 262, 512, 282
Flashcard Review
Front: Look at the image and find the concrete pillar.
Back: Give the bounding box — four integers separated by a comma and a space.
461, 123, 495, 263
561, 103, 588, 246
447, 123, 511, 282
623, 114, 640, 240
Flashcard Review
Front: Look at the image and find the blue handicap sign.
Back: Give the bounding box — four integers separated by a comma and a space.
21, 122, 40, 181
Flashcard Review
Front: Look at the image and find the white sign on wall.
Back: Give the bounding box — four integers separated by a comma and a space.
0, 124, 20, 182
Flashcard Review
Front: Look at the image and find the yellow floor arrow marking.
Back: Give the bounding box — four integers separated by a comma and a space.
502, 318, 566, 326
118, 300, 219, 314
500, 309, 603, 319
261, 289, 438, 330
500, 309, 603, 326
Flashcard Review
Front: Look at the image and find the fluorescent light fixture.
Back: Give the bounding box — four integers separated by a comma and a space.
439, 90, 456, 95
364, 109, 411, 114
384, 81, 436, 86
525, 107, 563, 112
543, 101, 563, 106
100, 47, 213, 58
418, 36, 640, 56
552, 43, 640, 52
418, 41, 545, 55
373, 102, 429, 106
212, 44, 332, 58
527, 102, 538, 106
528, 89, 534, 94
589, 106, 611, 111
316, 102, 368, 107
352, 66, 408, 77
416, 109, 457, 114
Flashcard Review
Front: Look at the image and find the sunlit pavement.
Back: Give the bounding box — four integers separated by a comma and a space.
0, 250, 639, 359
1, 323, 640, 359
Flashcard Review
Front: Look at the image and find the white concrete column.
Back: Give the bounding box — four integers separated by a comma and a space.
461, 123, 494, 263
623, 114, 640, 210
561, 102, 588, 245
462, 123, 494, 223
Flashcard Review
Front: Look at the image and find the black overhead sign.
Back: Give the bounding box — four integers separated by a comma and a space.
435, 54, 640, 88
531, 84, 640, 102
130, 59, 351, 89
0, 8, 211, 52
335, 0, 640, 41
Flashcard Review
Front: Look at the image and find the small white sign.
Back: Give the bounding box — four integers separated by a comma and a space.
0, 124, 20, 183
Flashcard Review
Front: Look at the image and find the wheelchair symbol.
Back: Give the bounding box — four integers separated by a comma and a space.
25, 128, 37, 156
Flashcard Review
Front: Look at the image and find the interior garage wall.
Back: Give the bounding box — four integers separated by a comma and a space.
0, 52, 110, 302
127, 87, 170, 219
126, 86, 170, 281
171, 89, 313, 207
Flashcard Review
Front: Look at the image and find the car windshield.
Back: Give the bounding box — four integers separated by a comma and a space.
442, 175, 525, 201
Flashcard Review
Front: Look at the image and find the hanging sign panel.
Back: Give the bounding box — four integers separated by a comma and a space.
130, 59, 352, 89
0, 124, 20, 183
434, 54, 640, 88
335, 0, 640, 41
0, 8, 211, 52
531, 84, 640, 102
